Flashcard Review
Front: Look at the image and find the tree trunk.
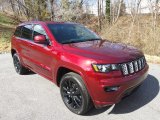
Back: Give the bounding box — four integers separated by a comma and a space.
98, 0, 102, 30
105, 0, 110, 22
49, 0, 54, 21
114, 0, 123, 23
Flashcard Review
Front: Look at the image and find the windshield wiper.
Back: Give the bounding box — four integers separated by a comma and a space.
61, 40, 79, 44
85, 38, 102, 41
61, 38, 102, 44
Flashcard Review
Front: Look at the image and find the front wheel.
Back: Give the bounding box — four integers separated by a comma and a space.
60, 72, 93, 115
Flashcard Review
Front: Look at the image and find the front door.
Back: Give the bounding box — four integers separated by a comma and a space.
29, 24, 53, 79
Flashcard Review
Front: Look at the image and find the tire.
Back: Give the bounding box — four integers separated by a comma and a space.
60, 72, 93, 115
13, 53, 29, 75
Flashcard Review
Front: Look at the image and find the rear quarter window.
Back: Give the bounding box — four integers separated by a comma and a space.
14, 26, 22, 37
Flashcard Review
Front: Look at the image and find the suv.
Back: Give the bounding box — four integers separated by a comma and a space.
11, 21, 149, 115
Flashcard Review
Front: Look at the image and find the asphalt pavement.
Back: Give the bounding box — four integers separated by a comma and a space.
0, 53, 160, 120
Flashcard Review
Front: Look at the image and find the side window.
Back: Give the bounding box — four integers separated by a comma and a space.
21, 24, 33, 40
33, 25, 49, 40
14, 26, 22, 37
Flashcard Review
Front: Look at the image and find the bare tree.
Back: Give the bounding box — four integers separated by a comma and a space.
126, 0, 142, 40
148, 0, 160, 31
98, 0, 103, 30
48, 0, 54, 21
111, 0, 125, 24
114, 0, 123, 23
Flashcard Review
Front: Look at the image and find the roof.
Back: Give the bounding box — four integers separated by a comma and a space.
18, 21, 78, 26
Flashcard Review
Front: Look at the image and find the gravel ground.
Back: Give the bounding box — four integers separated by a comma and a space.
0, 53, 160, 120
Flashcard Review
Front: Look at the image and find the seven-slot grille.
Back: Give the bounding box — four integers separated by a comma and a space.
120, 57, 146, 76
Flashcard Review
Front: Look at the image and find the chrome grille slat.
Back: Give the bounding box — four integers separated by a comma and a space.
138, 59, 142, 70
121, 64, 129, 75
134, 60, 139, 72
121, 57, 146, 76
141, 58, 144, 67
128, 62, 134, 74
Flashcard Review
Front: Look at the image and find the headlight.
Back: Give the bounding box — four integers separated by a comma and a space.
92, 64, 119, 73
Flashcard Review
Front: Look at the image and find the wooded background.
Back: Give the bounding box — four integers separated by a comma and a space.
0, 0, 160, 57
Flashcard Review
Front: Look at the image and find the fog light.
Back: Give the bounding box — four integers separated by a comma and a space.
104, 86, 119, 92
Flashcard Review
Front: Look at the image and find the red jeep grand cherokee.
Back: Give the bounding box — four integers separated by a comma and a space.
11, 21, 149, 115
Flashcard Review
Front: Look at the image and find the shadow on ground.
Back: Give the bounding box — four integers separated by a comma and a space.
24, 70, 36, 75
86, 74, 159, 116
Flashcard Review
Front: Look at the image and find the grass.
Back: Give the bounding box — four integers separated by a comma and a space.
99, 15, 160, 57
0, 31, 13, 53
0, 12, 16, 53
145, 54, 160, 64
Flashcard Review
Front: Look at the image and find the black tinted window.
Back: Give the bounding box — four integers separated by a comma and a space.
21, 25, 33, 40
14, 26, 22, 37
33, 25, 48, 39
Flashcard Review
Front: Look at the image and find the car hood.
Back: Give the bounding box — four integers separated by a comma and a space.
62, 40, 143, 63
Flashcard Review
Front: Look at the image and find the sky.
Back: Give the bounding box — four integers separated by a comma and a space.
125, 0, 151, 14
87, 0, 155, 15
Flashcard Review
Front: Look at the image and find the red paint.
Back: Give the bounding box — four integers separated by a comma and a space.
34, 35, 46, 44
11, 21, 149, 108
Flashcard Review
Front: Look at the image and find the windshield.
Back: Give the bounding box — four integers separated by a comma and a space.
47, 23, 101, 44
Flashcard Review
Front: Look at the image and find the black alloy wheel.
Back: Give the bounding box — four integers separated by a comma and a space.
13, 53, 28, 74
13, 54, 21, 73
61, 78, 82, 109
60, 72, 93, 115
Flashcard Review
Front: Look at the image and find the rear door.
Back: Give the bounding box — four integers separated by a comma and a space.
12, 26, 23, 56
19, 24, 35, 68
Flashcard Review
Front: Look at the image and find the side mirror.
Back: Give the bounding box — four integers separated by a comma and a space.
34, 35, 46, 44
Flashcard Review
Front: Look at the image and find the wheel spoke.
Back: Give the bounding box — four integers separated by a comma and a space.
61, 79, 83, 110
63, 92, 69, 97
74, 90, 81, 96
62, 86, 68, 92
66, 96, 72, 104
75, 96, 81, 103
64, 81, 69, 87
73, 97, 81, 108
72, 83, 77, 90
69, 98, 74, 107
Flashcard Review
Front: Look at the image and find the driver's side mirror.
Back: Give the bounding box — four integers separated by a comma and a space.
34, 35, 46, 44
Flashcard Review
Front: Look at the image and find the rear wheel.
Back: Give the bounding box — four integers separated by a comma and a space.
60, 72, 93, 115
13, 53, 29, 75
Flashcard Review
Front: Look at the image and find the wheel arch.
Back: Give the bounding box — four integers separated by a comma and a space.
56, 67, 80, 86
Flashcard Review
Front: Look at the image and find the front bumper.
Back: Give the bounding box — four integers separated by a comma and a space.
85, 64, 149, 108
